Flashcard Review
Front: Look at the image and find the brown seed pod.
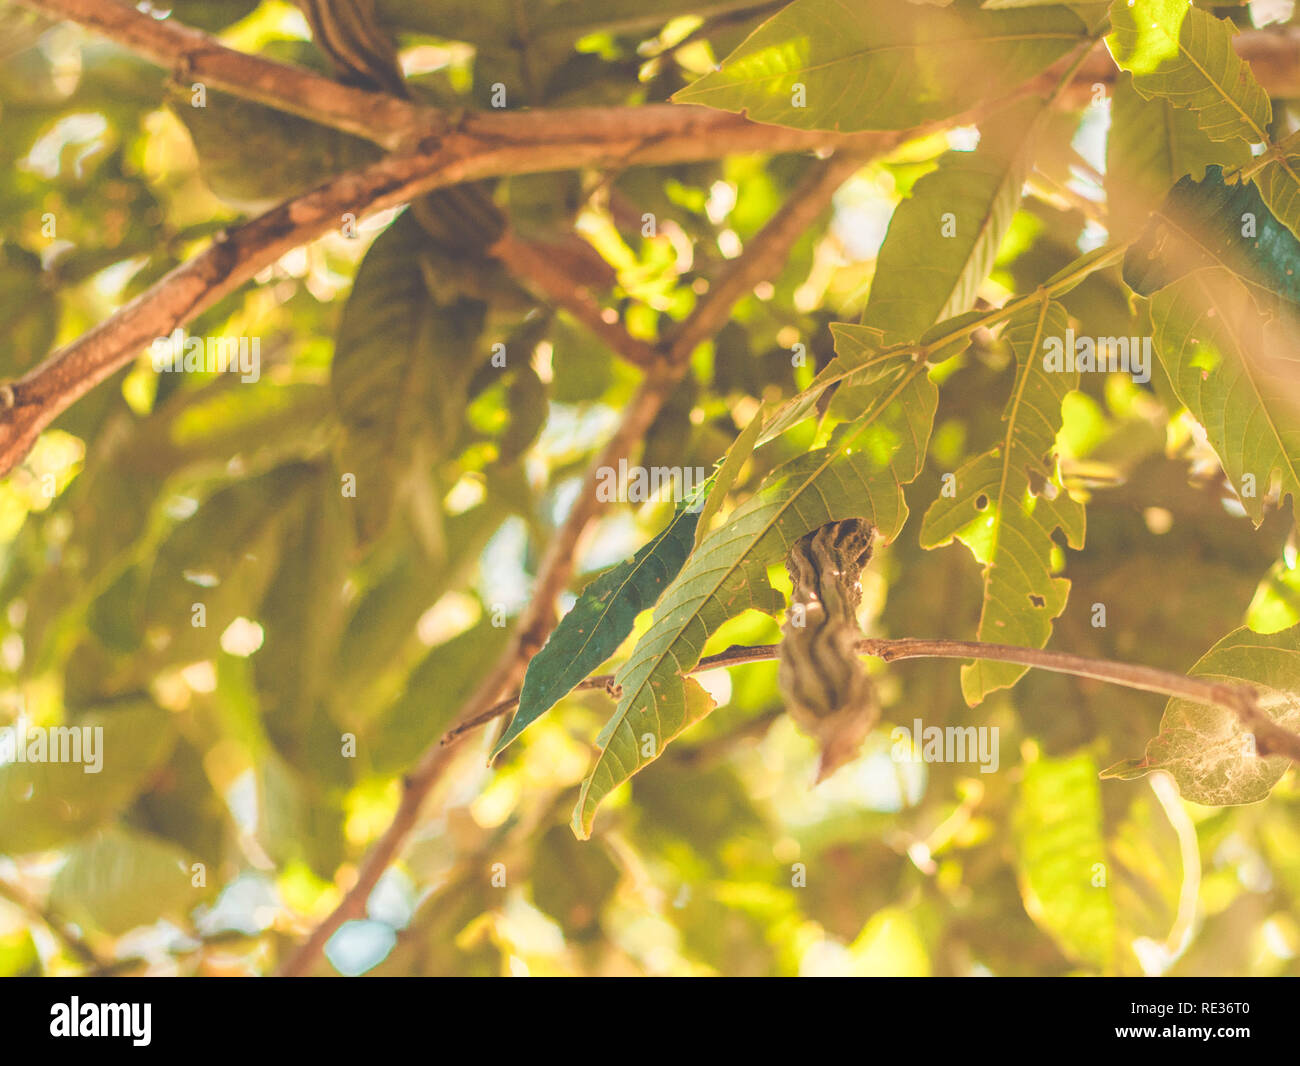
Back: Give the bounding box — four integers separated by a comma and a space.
778, 519, 879, 782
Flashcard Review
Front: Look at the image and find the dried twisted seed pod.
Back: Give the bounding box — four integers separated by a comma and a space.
779, 519, 879, 782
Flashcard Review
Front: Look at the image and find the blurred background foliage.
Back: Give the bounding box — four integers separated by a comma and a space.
0, 0, 1296, 977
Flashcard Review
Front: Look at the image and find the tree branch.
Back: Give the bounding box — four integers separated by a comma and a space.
275, 150, 864, 977
22, 1, 1300, 144
663, 150, 867, 364
489, 232, 660, 370
0, 109, 909, 480
15, 0, 434, 150
16, 0, 902, 158
445, 636, 1300, 765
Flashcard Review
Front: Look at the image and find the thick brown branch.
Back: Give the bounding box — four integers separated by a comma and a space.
490, 232, 659, 370
663, 150, 867, 364
14, 0, 433, 150
17, 0, 903, 157
0, 113, 909, 479
22, 1, 1300, 143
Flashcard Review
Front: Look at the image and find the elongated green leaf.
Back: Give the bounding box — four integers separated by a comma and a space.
1105, 72, 1250, 238
50, 828, 200, 936
1149, 266, 1300, 525
332, 211, 487, 543
865, 96, 1046, 342
494, 499, 703, 757
371, 619, 512, 774
0, 703, 177, 854
920, 301, 1085, 704
255, 466, 354, 753
1014, 752, 1117, 972
1106, 0, 1270, 146
1102, 625, 1300, 804
0, 243, 58, 376
1123, 166, 1300, 303
172, 89, 379, 208
573, 342, 936, 837
694, 408, 764, 549
672, 0, 1086, 132
761, 305, 1001, 449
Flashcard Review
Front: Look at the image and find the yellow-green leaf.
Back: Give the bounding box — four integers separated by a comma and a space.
1149, 267, 1300, 526
865, 96, 1047, 342
673, 0, 1087, 132
1106, 0, 1270, 146
1014, 752, 1118, 972
920, 300, 1085, 704
1105, 71, 1250, 238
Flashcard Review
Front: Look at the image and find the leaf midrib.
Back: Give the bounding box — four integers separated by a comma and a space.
989, 298, 1054, 577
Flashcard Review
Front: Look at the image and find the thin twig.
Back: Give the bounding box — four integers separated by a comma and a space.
445, 637, 1300, 765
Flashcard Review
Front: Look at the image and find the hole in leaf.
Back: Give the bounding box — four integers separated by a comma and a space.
975, 494, 989, 511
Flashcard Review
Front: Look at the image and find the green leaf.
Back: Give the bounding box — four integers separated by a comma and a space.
573, 344, 935, 838
1106, 0, 1270, 147
0, 243, 58, 376
1254, 150, 1300, 244
920, 301, 1085, 705
0, 703, 177, 854
142, 464, 317, 668
1105, 72, 1251, 238
1149, 266, 1300, 526
1123, 165, 1300, 302
494, 499, 703, 757
530, 823, 620, 939
332, 211, 488, 543
1102, 625, 1300, 804
672, 0, 1086, 132
694, 408, 764, 550
255, 466, 354, 753
865, 96, 1046, 342
171, 89, 379, 208
50, 827, 200, 937
1014, 752, 1117, 972
167, 0, 259, 32
757, 325, 891, 447
369, 619, 512, 775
